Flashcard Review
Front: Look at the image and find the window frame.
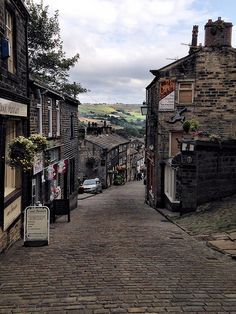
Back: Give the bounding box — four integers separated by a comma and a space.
37, 89, 43, 134
177, 81, 194, 104
4, 120, 21, 198
56, 100, 60, 137
47, 98, 53, 138
70, 113, 75, 139
5, 8, 16, 74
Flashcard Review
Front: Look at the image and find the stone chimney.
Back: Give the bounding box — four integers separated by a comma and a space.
189, 25, 198, 54
204, 17, 233, 47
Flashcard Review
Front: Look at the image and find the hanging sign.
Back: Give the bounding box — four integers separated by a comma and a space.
24, 206, 50, 246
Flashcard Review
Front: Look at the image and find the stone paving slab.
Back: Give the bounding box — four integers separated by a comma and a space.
0, 182, 236, 313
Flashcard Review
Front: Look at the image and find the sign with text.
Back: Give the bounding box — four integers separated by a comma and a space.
24, 206, 49, 246
0, 98, 27, 117
159, 79, 175, 111
159, 91, 175, 111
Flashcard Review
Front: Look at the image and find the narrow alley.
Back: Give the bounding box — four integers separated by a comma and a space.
0, 181, 236, 313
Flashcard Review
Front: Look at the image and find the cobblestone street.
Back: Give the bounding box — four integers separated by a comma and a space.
0, 181, 236, 313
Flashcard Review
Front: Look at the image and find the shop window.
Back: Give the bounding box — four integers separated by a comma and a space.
178, 82, 194, 104
4, 121, 20, 197
6, 9, 16, 74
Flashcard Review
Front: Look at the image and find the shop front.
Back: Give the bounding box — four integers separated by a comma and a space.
0, 97, 28, 251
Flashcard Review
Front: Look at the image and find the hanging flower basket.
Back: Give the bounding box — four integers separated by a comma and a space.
29, 134, 48, 152
8, 136, 36, 172
116, 165, 126, 172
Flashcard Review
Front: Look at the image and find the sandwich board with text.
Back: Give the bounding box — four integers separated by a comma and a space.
24, 206, 50, 246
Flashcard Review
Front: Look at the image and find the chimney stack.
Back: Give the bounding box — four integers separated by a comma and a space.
204, 17, 233, 47
189, 25, 198, 54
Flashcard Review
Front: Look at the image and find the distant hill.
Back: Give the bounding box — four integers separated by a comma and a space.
78, 103, 146, 138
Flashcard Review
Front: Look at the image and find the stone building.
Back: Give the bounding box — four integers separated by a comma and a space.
78, 124, 130, 188
29, 79, 79, 210
145, 18, 236, 211
0, 0, 29, 252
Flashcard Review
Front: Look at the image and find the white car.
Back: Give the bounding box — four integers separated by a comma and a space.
82, 178, 103, 194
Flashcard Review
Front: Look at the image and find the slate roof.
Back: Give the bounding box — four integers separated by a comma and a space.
86, 134, 130, 151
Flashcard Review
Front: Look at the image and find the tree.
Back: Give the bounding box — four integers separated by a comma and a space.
26, 0, 88, 97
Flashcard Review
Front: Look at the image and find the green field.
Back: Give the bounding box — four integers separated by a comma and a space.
79, 103, 145, 122
78, 103, 146, 138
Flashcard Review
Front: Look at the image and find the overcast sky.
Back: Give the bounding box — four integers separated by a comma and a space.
41, 0, 236, 104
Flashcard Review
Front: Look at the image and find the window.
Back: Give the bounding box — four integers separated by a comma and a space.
69, 158, 75, 194
56, 100, 60, 136
4, 121, 20, 197
70, 114, 74, 138
178, 82, 194, 104
48, 99, 53, 137
6, 9, 15, 74
37, 89, 43, 134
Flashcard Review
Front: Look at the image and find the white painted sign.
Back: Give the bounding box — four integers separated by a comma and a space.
0, 98, 27, 117
4, 196, 21, 231
159, 91, 175, 111
24, 206, 49, 246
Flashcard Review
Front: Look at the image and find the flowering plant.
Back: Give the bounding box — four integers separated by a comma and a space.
8, 136, 36, 172
116, 165, 126, 172
8, 134, 48, 172
29, 134, 48, 152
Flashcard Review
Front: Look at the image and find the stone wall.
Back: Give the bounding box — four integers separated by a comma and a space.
0, 0, 28, 99
0, 216, 21, 253
180, 140, 236, 212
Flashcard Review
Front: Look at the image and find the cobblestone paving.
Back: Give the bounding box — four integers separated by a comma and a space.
0, 182, 236, 313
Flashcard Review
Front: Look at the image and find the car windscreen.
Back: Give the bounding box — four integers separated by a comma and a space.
83, 179, 96, 185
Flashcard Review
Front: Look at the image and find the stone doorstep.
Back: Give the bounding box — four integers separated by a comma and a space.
207, 239, 236, 257
228, 232, 236, 241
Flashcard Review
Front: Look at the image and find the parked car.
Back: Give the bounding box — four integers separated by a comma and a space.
82, 178, 103, 194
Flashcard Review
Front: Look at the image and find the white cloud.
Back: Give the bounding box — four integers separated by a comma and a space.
34, 0, 236, 103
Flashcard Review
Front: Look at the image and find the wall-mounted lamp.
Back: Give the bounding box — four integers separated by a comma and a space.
141, 106, 148, 115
